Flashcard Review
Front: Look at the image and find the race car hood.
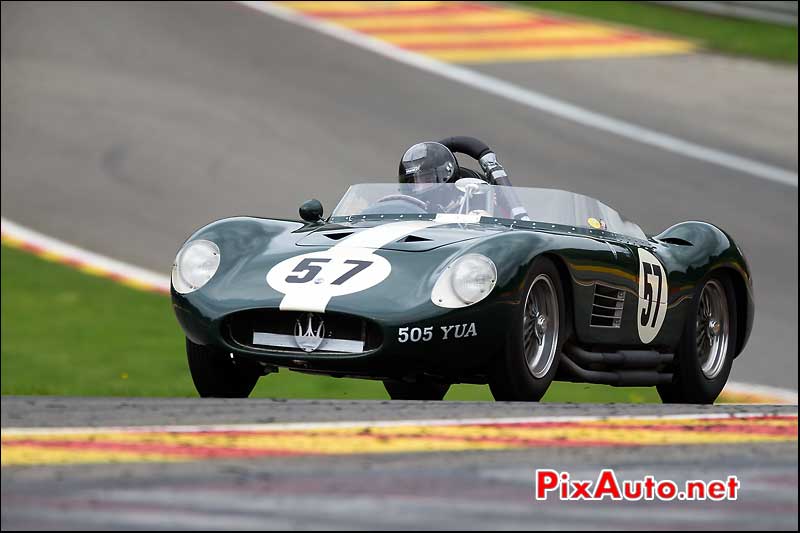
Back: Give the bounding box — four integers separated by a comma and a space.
173, 216, 524, 322
295, 220, 505, 252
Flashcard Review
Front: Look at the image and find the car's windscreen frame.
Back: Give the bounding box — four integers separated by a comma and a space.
331, 183, 647, 240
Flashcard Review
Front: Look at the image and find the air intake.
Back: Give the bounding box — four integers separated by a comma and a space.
400, 234, 432, 243
323, 231, 354, 240
590, 284, 625, 328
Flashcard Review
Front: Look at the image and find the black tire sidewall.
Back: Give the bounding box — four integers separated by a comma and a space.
658, 272, 737, 404
186, 338, 260, 398
383, 380, 449, 400
490, 257, 566, 401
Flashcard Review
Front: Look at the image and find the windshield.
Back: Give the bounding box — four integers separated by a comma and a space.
331, 182, 646, 240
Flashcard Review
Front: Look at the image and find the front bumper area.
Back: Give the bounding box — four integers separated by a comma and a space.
173, 292, 512, 380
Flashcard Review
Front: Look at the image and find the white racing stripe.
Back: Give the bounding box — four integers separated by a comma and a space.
238, 1, 798, 188
273, 219, 441, 312
333, 219, 441, 249
2, 410, 795, 436
267, 214, 481, 313
273, 215, 485, 311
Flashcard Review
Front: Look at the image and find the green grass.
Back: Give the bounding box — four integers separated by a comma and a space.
519, 1, 798, 63
1, 244, 659, 401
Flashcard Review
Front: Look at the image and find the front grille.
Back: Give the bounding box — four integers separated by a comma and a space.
224, 309, 382, 353
590, 284, 625, 328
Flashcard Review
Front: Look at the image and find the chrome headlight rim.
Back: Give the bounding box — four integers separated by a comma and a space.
450, 253, 497, 305
431, 253, 497, 308
171, 239, 221, 294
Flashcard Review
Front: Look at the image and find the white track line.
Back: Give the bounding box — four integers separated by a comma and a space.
1, 217, 169, 293
2, 410, 796, 436
725, 381, 799, 404
237, 1, 798, 188
2, 216, 797, 404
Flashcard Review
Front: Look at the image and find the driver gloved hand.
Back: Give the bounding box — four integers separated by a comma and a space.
479, 153, 508, 186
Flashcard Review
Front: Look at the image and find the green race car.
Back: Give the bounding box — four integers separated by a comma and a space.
171, 137, 753, 403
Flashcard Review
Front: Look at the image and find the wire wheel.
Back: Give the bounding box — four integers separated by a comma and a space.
696, 279, 730, 379
523, 274, 560, 378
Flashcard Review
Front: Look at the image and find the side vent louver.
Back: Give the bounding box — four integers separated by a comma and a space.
590, 284, 625, 328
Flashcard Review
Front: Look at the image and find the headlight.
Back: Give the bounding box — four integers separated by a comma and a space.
171, 240, 220, 294
431, 253, 497, 308
451, 254, 497, 304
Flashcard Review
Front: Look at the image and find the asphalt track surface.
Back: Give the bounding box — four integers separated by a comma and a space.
1, 2, 798, 530
1, 398, 798, 530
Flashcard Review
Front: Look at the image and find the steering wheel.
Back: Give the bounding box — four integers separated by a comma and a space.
375, 194, 428, 210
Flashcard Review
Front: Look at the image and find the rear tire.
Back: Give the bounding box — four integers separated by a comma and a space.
186, 338, 261, 398
383, 380, 449, 400
490, 257, 566, 402
657, 273, 737, 404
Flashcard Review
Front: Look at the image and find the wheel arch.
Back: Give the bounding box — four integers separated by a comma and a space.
655, 220, 753, 358
539, 252, 575, 342
709, 265, 753, 358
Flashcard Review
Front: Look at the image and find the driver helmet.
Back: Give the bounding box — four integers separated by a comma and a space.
398, 142, 459, 190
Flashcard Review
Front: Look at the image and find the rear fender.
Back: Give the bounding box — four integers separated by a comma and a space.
654, 221, 753, 356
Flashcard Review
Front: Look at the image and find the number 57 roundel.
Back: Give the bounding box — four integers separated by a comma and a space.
637, 248, 669, 344
267, 249, 392, 313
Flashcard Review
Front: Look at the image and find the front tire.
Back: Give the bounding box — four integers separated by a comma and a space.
383, 380, 449, 400
490, 257, 567, 402
186, 338, 261, 398
657, 273, 737, 404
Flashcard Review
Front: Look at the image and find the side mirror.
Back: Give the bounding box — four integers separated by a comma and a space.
299, 199, 324, 223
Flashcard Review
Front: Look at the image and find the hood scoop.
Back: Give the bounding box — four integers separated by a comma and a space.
400, 234, 432, 243
323, 231, 355, 241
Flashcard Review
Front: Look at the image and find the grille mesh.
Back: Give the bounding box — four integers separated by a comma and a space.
224, 309, 382, 353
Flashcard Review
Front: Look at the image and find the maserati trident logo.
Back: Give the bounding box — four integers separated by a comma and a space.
294, 313, 325, 352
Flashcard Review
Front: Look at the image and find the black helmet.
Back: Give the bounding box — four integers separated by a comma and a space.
398, 142, 458, 186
